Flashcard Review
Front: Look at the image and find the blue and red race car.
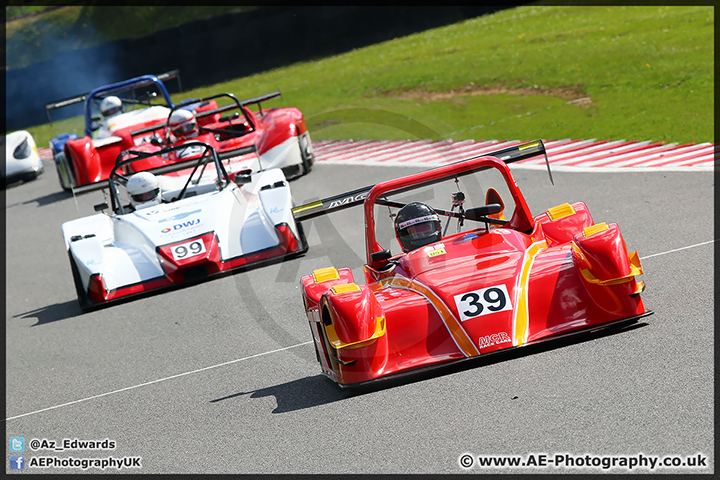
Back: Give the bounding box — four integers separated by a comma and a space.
294, 140, 652, 388
46, 70, 314, 192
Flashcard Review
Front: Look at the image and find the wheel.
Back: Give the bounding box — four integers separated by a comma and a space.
298, 131, 315, 175
68, 252, 91, 310
296, 221, 309, 254
54, 149, 75, 192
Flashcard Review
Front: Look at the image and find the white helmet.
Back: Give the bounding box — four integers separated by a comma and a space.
169, 109, 198, 139
126, 171, 161, 209
100, 96, 122, 117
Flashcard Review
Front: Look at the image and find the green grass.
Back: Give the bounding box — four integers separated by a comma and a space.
19, 5, 714, 148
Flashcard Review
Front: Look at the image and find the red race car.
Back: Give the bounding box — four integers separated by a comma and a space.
294, 140, 652, 388
47, 72, 314, 193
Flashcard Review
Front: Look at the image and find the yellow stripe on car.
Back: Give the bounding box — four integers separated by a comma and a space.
512, 240, 548, 346
292, 200, 323, 214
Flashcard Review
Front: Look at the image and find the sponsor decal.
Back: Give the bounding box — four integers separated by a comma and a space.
397, 214, 439, 230
159, 209, 202, 223
86, 259, 101, 266
459, 232, 483, 243
147, 204, 186, 215
454, 284, 512, 322
328, 192, 367, 209
160, 219, 201, 234
269, 206, 283, 214
424, 243, 446, 257
478, 331, 512, 350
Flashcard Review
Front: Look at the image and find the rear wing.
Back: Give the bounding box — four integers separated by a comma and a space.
192, 90, 283, 120
292, 139, 551, 222
240, 91, 282, 113
130, 91, 283, 139
44, 69, 181, 124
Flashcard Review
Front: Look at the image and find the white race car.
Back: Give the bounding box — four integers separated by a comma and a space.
3, 130, 44, 187
61, 142, 307, 310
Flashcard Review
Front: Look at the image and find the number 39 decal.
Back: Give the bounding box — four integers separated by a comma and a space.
170, 239, 207, 261
453, 284, 512, 322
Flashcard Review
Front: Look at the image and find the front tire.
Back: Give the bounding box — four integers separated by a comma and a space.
69, 252, 91, 311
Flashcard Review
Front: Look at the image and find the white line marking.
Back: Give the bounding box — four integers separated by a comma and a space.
639, 239, 717, 260
4, 341, 312, 421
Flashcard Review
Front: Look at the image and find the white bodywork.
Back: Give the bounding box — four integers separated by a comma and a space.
62, 167, 299, 295
259, 136, 302, 170
258, 131, 313, 178
4, 130, 43, 181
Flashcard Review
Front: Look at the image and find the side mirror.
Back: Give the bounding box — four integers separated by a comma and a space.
465, 204, 502, 221
370, 249, 392, 262
94, 202, 109, 212
150, 135, 163, 147
485, 188, 506, 220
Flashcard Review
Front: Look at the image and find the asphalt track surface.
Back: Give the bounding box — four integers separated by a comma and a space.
4, 159, 715, 474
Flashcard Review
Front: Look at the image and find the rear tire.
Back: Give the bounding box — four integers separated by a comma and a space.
299, 131, 315, 175
55, 149, 75, 192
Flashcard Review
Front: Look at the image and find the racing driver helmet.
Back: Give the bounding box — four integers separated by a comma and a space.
394, 202, 442, 253
100, 96, 123, 118
127, 171, 161, 210
169, 109, 198, 140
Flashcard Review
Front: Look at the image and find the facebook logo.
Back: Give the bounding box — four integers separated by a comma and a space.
9, 455, 25, 470
9, 437, 25, 452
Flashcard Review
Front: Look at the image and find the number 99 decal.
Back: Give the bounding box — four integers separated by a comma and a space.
170, 239, 207, 261
453, 284, 512, 322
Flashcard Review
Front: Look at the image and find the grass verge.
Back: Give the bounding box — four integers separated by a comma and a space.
19, 5, 714, 148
